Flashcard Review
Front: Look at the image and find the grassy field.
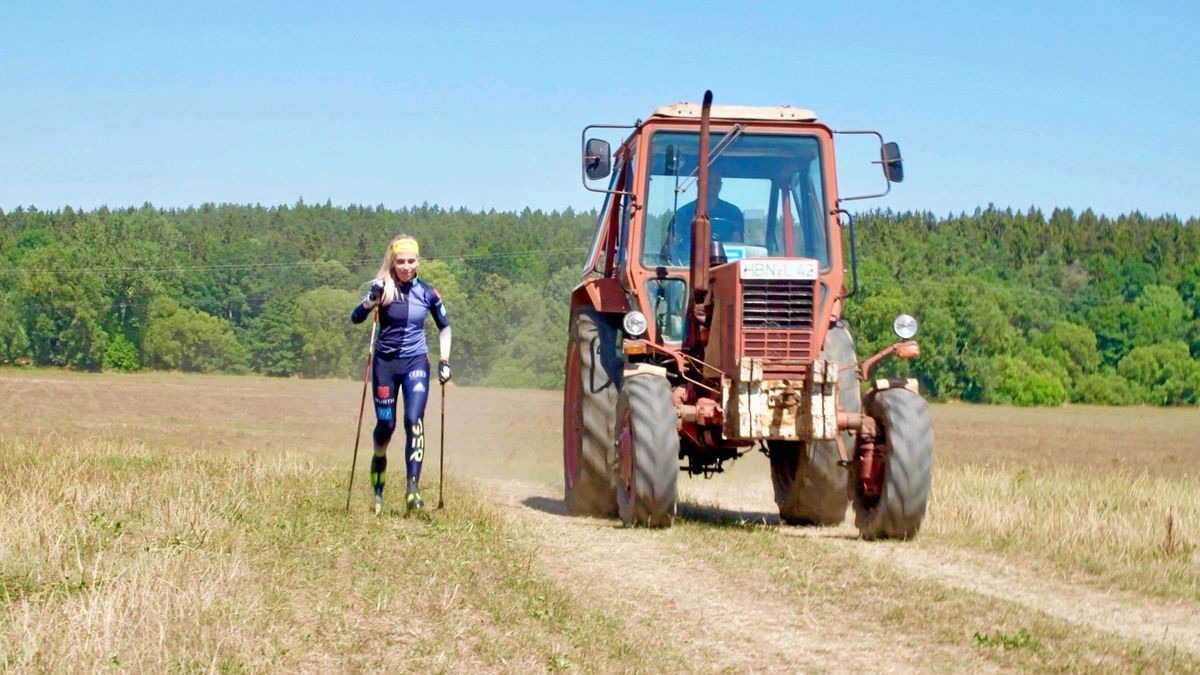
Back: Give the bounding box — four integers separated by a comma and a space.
929, 403, 1199, 601
0, 437, 675, 672
2, 368, 1199, 672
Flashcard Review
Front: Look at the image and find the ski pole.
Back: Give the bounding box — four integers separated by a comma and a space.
345, 309, 378, 513
437, 381, 446, 509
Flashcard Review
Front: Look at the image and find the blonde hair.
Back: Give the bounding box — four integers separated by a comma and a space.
373, 233, 421, 306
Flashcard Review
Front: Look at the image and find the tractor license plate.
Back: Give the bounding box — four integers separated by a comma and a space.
739, 259, 818, 280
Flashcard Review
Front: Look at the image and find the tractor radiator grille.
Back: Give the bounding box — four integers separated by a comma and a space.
742, 279, 816, 371
742, 279, 816, 329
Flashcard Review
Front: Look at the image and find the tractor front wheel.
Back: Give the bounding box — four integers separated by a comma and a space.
768, 440, 848, 526
614, 373, 679, 527
850, 388, 934, 540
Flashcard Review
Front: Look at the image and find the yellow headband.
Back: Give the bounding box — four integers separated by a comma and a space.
391, 238, 419, 257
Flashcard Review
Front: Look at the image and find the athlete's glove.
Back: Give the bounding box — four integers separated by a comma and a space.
365, 281, 383, 306
438, 360, 452, 384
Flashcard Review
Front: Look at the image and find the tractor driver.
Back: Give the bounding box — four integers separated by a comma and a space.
662, 166, 745, 264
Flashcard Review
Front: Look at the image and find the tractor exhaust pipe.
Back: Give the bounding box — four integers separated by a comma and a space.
684, 90, 714, 354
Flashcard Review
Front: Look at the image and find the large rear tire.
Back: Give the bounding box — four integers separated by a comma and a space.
563, 308, 621, 517
770, 324, 859, 525
850, 388, 934, 540
614, 374, 679, 528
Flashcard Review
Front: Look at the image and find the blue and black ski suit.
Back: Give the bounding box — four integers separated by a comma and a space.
350, 278, 450, 493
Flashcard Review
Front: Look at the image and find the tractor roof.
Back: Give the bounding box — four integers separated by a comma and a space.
650, 102, 818, 122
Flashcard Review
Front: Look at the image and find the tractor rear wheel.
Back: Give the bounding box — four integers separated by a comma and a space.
770, 324, 859, 525
614, 373, 679, 527
563, 308, 621, 517
850, 388, 934, 540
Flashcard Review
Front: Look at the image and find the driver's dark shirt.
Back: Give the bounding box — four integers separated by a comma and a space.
673, 198, 744, 241
664, 198, 745, 263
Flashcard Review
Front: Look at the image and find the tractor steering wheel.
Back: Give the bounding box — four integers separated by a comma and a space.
661, 216, 741, 265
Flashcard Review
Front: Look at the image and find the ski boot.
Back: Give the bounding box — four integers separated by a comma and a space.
405, 477, 425, 516
371, 455, 386, 516
373, 486, 385, 517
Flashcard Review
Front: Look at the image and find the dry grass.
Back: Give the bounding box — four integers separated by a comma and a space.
0, 435, 670, 672
928, 402, 1200, 600
0, 367, 564, 485
0, 368, 364, 460
931, 401, 1198, 479
927, 465, 1199, 599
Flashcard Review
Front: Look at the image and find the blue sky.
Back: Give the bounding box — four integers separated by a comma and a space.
2, 1, 1197, 218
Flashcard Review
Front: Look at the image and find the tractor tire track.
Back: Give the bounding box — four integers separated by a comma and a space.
702, 484, 1200, 660
845, 540, 1200, 658
480, 479, 921, 674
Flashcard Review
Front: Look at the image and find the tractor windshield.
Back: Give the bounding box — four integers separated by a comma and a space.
641, 131, 828, 269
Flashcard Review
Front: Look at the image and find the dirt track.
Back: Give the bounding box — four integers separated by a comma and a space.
434, 385, 1200, 670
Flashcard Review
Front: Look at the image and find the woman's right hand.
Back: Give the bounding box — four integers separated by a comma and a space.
364, 281, 383, 308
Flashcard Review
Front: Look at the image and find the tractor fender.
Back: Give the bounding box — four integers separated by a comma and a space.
570, 276, 629, 315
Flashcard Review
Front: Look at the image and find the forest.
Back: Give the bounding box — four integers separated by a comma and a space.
1, 202, 1197, 406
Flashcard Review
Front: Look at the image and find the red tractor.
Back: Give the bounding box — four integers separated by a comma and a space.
563, 92, 933, 538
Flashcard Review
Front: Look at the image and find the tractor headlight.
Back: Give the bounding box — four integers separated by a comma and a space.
623, 310, 648, 338
893, 314, 918, 339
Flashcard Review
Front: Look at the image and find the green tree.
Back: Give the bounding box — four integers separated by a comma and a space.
985, 353, 1067, 406
1034, 321, 1099, 384
295, 287, 360, 378
1073, 369, 1138, 405
14, 244, 107, 370
451, 273, 509, 383
1117, 341, 1200, 405
1129, 284, 1188, 348
246, 298, 302, 377
412, 259, 466, 366
310, 259, 353, 289
0, 292, 30, 363
1179, 264, 1200, 319
103, 332, 142, 371
1085, 300, 1139, 367
478, 266, 578, 389
143, 296, 249, 373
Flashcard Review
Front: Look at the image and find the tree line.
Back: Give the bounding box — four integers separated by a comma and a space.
1, 202, 1197, 406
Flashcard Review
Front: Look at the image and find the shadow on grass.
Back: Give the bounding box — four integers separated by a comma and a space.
676, 500, 779, 529
677, 501, 861, 540
520, 495, 789, 530
519, 494, 860, 538
521, 495, 571, 517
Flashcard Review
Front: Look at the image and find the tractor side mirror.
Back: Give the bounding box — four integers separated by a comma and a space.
583, 138, 612, 180
882, 142, 904, 183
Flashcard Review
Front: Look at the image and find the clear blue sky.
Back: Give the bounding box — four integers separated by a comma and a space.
3, 1, 1197, 218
